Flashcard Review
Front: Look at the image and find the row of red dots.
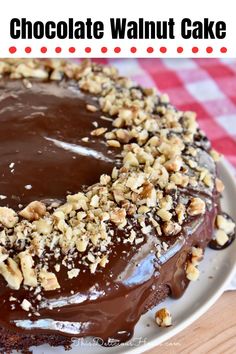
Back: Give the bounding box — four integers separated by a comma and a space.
9, 46, 228, 54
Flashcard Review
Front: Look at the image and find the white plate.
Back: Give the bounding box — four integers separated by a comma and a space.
27, 159, 236, 354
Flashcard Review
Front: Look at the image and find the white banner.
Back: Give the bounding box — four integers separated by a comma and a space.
0, 0, 235, 58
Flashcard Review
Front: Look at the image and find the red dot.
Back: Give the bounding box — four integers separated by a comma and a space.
177, 47, 183, 53
130, 47, 137, 53
101, 47, 107, 53
206, 47, 213, 54
55, 47, 61, 53
9, 46, 16, 54
69, 47, 75, 53
160, 47, 167, 53
85, 47, 91, 53
147, 47, 153, 53
192, 47, 198, 53
25, 47, 31, 54
221, 47, 227, 53
114, 47, 121, 53
41, 47, 47, 54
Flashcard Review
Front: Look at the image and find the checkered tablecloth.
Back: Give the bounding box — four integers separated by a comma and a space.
90, 58, 236, 172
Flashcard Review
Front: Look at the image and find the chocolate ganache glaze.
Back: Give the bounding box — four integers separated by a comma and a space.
0, 78, 117, 209
0, 60, 232, 353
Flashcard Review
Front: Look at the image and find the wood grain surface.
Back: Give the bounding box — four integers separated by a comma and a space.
144, 291, 236, 354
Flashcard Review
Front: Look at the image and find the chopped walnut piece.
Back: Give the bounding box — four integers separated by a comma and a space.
216, 215, 235, 234
157, 209, 172, 222
215, 178, 225, 193
39, 269, 60, 291
18, 251, 38, 287
0, 246, 9, 263
110, 208, 126, 225
91, 127, 107, 136
186, 261, 200, 281
215, 229, 229, 246
76, 236, 89, 252
203, 173, 213, 189
19, 201, 46, 221
0, 258, 23, 290
164, 156, 182, 172
116, 129, 131, 143
21, 299, 32, 312
100, 255, 109, 268
0, 207, 18, 228
67, 268, 80, 279
191, 247, 203, 266
162, 221, 181, 236
175, 203, 186, 224
100, 174, 111, 185
86, 104, 98, 112
123, 152, 139, 167
187, 198, 206, 216
107, 139, 121, 148
155, 308, 172, 327
33, 219, 52, 234
170, 172, 189, 187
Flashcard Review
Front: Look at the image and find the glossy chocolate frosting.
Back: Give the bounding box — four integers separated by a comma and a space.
0, 74, 219, 346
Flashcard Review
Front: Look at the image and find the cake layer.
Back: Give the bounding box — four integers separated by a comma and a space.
0, 59, 225, 352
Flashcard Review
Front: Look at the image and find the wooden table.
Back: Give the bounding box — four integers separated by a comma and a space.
145, 291, 236, 354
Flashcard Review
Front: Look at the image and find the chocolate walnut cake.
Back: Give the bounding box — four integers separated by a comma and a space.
0, 59, 235, 353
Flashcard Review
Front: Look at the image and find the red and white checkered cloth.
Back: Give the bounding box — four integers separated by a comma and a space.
90, 58, 236, 172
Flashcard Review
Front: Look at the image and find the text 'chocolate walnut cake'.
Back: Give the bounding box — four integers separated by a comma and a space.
0, 59, 235, 353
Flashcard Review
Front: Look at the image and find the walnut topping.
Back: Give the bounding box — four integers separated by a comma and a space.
123, 152, 139, 167
18, 251, 38, 287
0, 207, 18, 228
100, 174, 111, 185
0, 246, 8, 263
67, 268, 80, 279
164, 156, 182, 172
157, 209, 172, 222
110, 208, 126, 225
191, 247, 203, 266
215, 229, 229, 246
175, 203, 186, 224
216, 215, 235, 234
186, 261, 200, 281
33, 219, 52, 234
187, 198, 206, 216
86, 104, 98, 112
39, 269, 60, 291
155, 308, 172, 327
215, 178, 225, 193
107, 139, 121, 148
162, 221, 181, 236
21, 299, 32, 312
0, 258, 23, 290
91, 127, 107, 136
116, 129, 131, 143
19, 201, 46, 221
171, 172, 189, 187
203, 173, 213, 189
